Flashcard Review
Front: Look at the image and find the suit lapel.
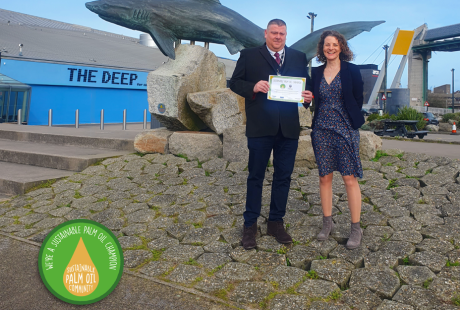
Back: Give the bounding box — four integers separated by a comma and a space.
340, 60, 351, 98
279, 46, 290, 75
259, 45, 280, 73
315, 65, 325, 100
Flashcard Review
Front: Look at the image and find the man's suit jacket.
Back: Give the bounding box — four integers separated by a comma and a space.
310, 60, 365, 130
230, 44, 311, 140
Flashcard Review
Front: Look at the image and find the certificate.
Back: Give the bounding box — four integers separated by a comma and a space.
268, 75, 306, 103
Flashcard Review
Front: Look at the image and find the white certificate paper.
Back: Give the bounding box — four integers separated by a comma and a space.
268, 75, 306, 103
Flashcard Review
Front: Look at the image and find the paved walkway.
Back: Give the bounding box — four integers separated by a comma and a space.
0, 151, 459, 309
0, 234, 231, 310
382, 139, 460, 159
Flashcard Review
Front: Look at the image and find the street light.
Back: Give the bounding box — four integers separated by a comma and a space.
307, 12, 317, 77
383, 45, 389, 113
452, 68, 455, 113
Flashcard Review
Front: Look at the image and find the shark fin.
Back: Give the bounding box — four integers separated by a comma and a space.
146, 25, 177, 59
291, 21, 385, 62
196, 0, 222, 4
224, 38, 245, 55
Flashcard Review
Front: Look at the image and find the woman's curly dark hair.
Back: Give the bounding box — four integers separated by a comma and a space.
316, 30, 354, 63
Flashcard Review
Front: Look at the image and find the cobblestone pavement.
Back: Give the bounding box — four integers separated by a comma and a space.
1, 151, 460, 309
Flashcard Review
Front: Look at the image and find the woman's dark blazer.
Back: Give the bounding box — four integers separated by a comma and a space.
309, 60, 365, 130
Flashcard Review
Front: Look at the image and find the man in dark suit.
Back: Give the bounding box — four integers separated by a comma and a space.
230, 19, 313, 249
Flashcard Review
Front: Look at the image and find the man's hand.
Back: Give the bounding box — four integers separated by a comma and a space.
253, 81, 270, 94
302, 90, 313, 104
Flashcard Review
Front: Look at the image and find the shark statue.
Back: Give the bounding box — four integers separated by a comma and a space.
86, 0, 384, 60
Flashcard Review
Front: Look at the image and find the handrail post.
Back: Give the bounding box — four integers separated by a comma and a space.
123, 109, 127, 130
75, 109, 79, 128
17, 109, 22, 125
48, 109, 52, 127
100, 109, 104, 130
143, 109, 147, 129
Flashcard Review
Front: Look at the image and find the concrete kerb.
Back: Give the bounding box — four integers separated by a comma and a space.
380, 136, 460, 145
0, 231, 252, 310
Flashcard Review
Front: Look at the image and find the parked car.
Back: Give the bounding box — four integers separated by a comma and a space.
422, 112, 439, 125
361, 108, 371, 116
369, 108, 380, 114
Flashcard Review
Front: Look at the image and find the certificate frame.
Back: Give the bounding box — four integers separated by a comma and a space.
268, 75, 306, 103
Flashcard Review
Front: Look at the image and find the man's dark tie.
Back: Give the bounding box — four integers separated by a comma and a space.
274, 52, 281, 65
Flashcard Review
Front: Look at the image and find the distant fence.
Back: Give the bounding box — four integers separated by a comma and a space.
413, 106, 454, 115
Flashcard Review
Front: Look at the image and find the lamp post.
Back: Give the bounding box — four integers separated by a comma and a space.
452, 68, 455, 113
383, 44, 389, 113
307, 12, 317, 77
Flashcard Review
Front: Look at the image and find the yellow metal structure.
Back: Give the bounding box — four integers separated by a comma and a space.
392, 30, 415, 55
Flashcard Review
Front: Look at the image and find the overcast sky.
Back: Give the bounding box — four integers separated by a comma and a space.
1, 0, 459, 91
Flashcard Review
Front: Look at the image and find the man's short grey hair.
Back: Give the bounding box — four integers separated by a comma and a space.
267, 19, 287, 29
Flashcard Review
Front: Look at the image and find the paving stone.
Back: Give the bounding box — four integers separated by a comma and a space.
423, 195, 451, 207
395, 178, 420, 189
269, 294, 309, 310
378, 241, 415, 261
124, 250, 153, 268
18, 213, 47, 225
379, 206, 410, 218
178, 211, 206, 224
33, 217, 65, 229
120, 223, 147, 236
409, 251, 447, 273
416, 239, 455, 255
361, 211, 388, 226
159, 205, 183, 217
167, 264, 203, 284
204, 214, 235, 229
309, 301, 351, 310
296, 278, 340, 298
147, 237, 179, 250
310, 258, 354, 288
329, 244, 370, 268
390, 230, 424, 244
339, 286, 382, 310
28, 228, 52, 243
307, 238, 339, 257
441, 203, 460, 217
181, 227, 220, 246
397, 265, 437, 286
376, 300, 415, 310
1, 224, 25, 233
29, 204, 57, 215
364, 251, 399, 269
221, 226, 243, 248
428, 277, 460, 302
148, 194, 177, 208
349, 267, 400, 298
392, 285, 443, 310
230, 246, 257, 263
388, 216, 421, 231
420, 173, 455, 187
409, 204, 442, 216
256, 235, 283, 252
148, 217, 174, 230
364, 226, 395, 238
288, 224, 321, 244
196, 253, 231, 271
214, 262, 257, 281
139, 229, 167, 241
437, 266, 460, 281
163, 185, 194, 197
246, 251, 286, 272
331, 223, 351, 244
160, 245, 204, 263
202, 241, 233, 254
4, 208, 31, 218
446, 250, 460, 264
102, 218, 125, 230
165, 223, 193, 241
194, 278, 229, 293
230, 281, 273, 304
286, 245, 319, 269
64, 209, 91, 220
286, 200, 310, 213
118, 236, 143, 249
401, 167, 426, 178
262, 265, 306, 290
206, 204, 231, 216
14, 229, 40, 238
122, 202, 149, 214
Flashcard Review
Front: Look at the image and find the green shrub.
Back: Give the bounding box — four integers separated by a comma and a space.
367, 113, 380, 122
395, 106, 427, 130
442, 112, 460, 123
360, 124, 372, 131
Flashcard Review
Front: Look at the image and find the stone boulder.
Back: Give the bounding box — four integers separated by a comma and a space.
187, 89, 246, 135
299, 106, 312, 128
439, 122, 452, 132
223, 125, 249, 163
147, 44, 227, 131
360, 131, 382, 161
134, 128, 174, 154
295, 134, 317, 169
426, 124, 439, 132
169, 132, 222, 162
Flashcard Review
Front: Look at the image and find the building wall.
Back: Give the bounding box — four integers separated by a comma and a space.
27, 85, 150, 125
0, 59, 152, 125
433, 84, 450, 94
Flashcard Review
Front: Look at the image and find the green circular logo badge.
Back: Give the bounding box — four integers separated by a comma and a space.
38, 219, 124, 305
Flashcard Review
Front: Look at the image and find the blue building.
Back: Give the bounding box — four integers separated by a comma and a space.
0, 9, 236, 126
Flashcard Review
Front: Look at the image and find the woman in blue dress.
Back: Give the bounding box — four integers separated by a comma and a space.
307, 30, 365, 249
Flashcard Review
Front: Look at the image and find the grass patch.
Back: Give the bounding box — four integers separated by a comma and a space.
213, 289, 229, 301
327, 290, 342, 301
96, 197, 108, 203
151, 250, 163, 261
396, 153, 404, 159
381, 234, 391, 242
276, 246, 288, 255
362, 197, 370, 203
446, 260, 460, 267
286, 257, 291, 266
191, 242, 204, 246
177, 154, 190, 162
423, 278, 433, 289
13, 216, 20, 225
207, 264, 225, 276
387, 179, 398, 190
306, 270, 319, 279
184, 258, 200, 266
385, 163, 393, 166
402, 257, 411, 265
258, 292, 277, 309
25, 179, 57, 194
453, 294, 460, 306
192, 223, 203, 228
74, 191, 83, 199
358, 181, 367, 185
372, 150, 389, 162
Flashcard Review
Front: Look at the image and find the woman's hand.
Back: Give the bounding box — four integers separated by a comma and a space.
302, 90, 313, 104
